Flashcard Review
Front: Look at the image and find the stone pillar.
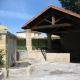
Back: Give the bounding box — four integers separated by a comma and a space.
26, 29, 32, 51
47, 33, 52, 49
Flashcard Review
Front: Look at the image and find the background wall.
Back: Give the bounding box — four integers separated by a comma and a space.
60, 26, 80, 62
7, 32, 16, 67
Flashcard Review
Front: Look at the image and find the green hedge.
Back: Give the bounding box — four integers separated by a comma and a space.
32, 38, 47, 49
17, 38, 48, 50
17, 38, 60, 50
17, 38, 26, 50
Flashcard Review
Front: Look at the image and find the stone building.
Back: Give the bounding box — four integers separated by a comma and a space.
16, 30, 41, 38
17, 30, 60, 39
0, 24, 8, 30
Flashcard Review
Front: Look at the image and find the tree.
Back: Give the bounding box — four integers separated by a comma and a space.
59, 0, 80, 14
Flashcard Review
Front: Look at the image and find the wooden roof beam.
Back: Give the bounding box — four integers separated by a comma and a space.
31, 23, 73, 30
50, 27, 60, 33
32, 14, 51, 27
44, 19, 52, 24
51, 30, 80, 34
55, 17, 64, 23
66, 15, 80, 25
56, 12, 80, 25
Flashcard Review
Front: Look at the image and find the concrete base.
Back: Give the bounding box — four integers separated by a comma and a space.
46, 53, 70, 63
0, 72, 4, 80
8, 65, 34, 77
1, 68, 8, 78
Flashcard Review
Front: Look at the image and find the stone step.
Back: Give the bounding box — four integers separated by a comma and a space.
8, 68, 30, 77
8, 65, 34, 77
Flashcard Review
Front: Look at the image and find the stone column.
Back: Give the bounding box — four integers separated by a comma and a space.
47, 33, 52, 49
26, 29, 32, 51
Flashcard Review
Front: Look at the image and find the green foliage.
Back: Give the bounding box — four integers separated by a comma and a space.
32, 38, 47, 49
17, 46, 27, 50
17, 38, 26, 50
0, 49, 4, 66
17, 38, 26, 46
59, 0, 80, 13
17, 38, 60, 50
17, 38, 48, 50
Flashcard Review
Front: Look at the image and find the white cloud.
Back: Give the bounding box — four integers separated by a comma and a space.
0, 10, 33, 19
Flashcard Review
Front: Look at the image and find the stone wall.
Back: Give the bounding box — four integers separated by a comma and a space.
16, 50, 70, 63
16, 50, 28, 61
0, 30, 16, 77
46, 53, 70, 63
7, 32, 16, 67
16, 50, 45, 61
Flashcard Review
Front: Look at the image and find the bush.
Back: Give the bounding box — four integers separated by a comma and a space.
17, 38, 26, 50
0, 49, 4, 66
32, 38, 47, 49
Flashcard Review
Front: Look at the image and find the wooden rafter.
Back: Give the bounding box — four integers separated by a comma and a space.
32, 14, 51, 27
44, 19, 52, 24
31, 23, 73, 30
66, 15, 80, 24
56, 12, 80, 24
55, 17, 64, 23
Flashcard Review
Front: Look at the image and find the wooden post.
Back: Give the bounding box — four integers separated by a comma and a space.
47, 33, 52, 49
47, 13, 55, 49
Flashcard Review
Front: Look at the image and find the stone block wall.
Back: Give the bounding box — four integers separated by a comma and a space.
16, 50, 28, 61
7, 32, 16, 67
16, 50, 45, 61
46, 53, 70, 63
0, 30, 16, 77
16, 50, 70, 63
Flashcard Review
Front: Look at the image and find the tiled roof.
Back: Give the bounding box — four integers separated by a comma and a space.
22, 4, 80, 29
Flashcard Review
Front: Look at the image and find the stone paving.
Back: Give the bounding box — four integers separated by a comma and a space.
2, 59, 80, 80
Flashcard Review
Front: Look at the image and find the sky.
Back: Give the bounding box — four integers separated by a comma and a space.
0, 0, 62, 35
